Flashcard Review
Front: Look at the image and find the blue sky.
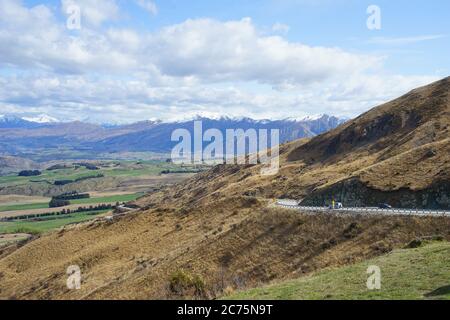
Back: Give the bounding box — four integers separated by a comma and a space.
1, 0, 449, 123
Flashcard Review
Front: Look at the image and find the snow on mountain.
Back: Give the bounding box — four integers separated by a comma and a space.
286, 114, 327, 122
22, 114, 59, 123
0, 114, 22, 122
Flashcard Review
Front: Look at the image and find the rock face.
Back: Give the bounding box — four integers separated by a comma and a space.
301, 179, 450, 209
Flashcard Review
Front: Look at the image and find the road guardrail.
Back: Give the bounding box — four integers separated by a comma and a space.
275, 200, 450, 217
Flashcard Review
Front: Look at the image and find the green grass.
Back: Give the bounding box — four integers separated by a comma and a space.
0, 193, 143, 212
0, 167, 100, 186
225, 241, 450, 300
0, 210, 109, 235
69, 193, 144, 205
0, 202, 50, 212
0, 161, 193, 187
0, 235, 31, 247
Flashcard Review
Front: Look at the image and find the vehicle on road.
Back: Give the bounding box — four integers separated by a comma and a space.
378, 203, 393, 209
328, 202, 343, 209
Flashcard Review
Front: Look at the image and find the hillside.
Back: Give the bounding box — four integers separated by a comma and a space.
0, 78, 449, 300
226, 241, 450, 300
0, 156, 39, 176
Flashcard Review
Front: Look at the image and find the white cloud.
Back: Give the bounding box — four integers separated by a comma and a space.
368, 34, 446, 46
61, 0, 119, 27
0, 1, 441, 123
147, 18, 381, 85
0, 72, 438, 123
272, 23, 290, 34
0, 6, 381, 85
136, 0, 157, 16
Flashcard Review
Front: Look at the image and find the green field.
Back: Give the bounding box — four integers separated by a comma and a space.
0, 193, 144, 212
225, 241, 450, 300
69, 193, 144, 205
0, 210, 110, 235
0, 161, 203, 188
0, 202, 50, 212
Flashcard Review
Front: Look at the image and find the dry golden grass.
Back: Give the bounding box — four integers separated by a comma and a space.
0, 202, 449, 299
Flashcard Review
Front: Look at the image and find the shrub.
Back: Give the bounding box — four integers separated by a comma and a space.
54, 180, 73, 186
46, 164, 69, 171
54, 192, 90, 200
49, 198, 70, 208
169, 270, 206, 298
18, 170, 41, 177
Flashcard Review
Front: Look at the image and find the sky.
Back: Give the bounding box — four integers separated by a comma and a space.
0, 0, 449, 123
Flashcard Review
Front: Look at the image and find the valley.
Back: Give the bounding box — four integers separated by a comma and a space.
0, 160, 202, 240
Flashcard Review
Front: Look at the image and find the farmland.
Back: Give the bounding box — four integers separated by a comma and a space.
0, 160, 201, 187
0, 160, 202, 240
0, 192, 143, 213
0, 160, 204, 197
0, 210, 110, 235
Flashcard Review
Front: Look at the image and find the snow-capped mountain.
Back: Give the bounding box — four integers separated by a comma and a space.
0, 114, 22, 123
0, 114, 349, 156
0, 114, 60, 129
0, 115, 39, 128
22, 114, 59, 124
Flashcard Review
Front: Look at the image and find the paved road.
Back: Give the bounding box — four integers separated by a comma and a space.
275, 200, 450, 217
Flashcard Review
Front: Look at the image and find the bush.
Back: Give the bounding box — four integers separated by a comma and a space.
169, 270, 206, 298
54, 180, 73, 186
18, 170, 41, 177
49, 198, 70, 208
73, 162, 99, 170
54, 192, 90, 200
46, 164, 69, 171
53, 174, 104, 185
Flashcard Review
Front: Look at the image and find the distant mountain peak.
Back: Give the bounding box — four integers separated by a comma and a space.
22, 114, 59, 123
298, 114, 327, 121
0, 114, 22, 122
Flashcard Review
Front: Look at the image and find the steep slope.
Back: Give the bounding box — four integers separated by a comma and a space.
291, 77, 450, 208
0, 78, 449, 300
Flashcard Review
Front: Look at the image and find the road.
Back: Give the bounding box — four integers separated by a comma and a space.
275, 200, 450, 217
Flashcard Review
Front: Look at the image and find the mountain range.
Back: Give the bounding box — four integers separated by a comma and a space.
0, 114, 347, 160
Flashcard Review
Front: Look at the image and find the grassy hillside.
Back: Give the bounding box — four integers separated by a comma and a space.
0, 205, 449, 300
226, 241, 450, 300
